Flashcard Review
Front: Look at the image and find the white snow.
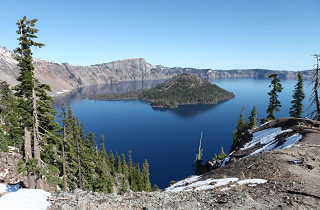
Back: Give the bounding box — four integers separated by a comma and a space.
166, 177, 267, 192
242, 128, 292, 150
237, 179, 267, 185
0, 189, 51, 210
220, 156, 230, 167
166, 175, 201, 192
274, 134, 302, 150
241, 127, 302, 158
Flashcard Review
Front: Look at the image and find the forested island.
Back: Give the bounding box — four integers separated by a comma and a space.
85, 74, 235, 108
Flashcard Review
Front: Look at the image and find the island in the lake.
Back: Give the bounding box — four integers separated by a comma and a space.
84, 74, 235, 108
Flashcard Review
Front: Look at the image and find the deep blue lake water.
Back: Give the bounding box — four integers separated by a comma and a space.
53, 78, 314, 188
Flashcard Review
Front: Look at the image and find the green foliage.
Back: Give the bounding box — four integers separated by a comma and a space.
115, 152, 122, 174
290, 72, 305, 118
88, 74, 234, 108
109, 150, 116, 176
213, 147, 227, 161
247, 105, 258, 130
142, 159, 152, 192
152, 184, 160, 191
121, 153, 129, 178
261, 74, 283, 123
2, 16, 155, 193
231, 106, 246, 152
0, 81, 23, 150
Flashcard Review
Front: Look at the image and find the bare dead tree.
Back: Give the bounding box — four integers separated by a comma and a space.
308, 54, 320, 121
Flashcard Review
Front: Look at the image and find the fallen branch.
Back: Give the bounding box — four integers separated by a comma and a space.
299, 125, 320, 131
293, 144, 320, 148
0, 192, 8, 197
287, 190, 320, 199
47, 197, 70, 201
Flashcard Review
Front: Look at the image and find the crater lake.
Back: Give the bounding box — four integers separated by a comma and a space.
53, 78, 314, 188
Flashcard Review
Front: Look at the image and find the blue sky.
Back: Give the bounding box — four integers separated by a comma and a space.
0, 0, 319, 70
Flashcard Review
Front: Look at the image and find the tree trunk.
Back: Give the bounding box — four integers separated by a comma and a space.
28, 174, 36, 189
76, 136, 82, 188
24, 127, 32, 162
32, 88, 41, 164
62, 123, 67, 191
314, 69, 320, 121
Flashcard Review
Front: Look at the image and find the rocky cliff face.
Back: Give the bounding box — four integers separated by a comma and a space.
0, 46, 314, 95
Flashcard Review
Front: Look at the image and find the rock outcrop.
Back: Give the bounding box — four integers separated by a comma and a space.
0, 147, 24, 184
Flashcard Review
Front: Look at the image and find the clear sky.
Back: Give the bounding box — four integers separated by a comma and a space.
0, 0, 319, 70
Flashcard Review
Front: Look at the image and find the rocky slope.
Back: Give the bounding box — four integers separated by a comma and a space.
47, 118, 320, 209
0, 46, 314, 95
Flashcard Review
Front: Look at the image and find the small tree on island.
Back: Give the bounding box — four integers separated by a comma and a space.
289, 72, 305, 118
261, 74, 283, 124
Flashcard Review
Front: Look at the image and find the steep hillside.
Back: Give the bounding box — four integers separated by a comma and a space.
0, 46, 314, 95
47, 118, 320, 209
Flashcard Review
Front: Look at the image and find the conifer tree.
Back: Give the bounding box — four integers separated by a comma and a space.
115, 152, 122, 174
247, 106, 258, 130
82, 132, 96, 191
14, 16, 60, 189
109, 150, 116, 175
59, 102, 68, 191
121, 153, 129, 178
152, 184, 160, 191
100, 134, 108, 162
14, 16, 44, 166
142, 159, 152, 192
94, 143, 113, 193
134, 163, 143, 191
261, 74, 283, 123
0, 82, 23, 150
231, 106, 246, 152
290, 72, 305, 118
213, 147, 227, 161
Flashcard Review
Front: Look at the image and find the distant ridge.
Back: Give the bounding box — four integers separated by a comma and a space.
0, 46, 313, 95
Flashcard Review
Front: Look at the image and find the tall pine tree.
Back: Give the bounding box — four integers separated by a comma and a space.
14, 16, 59, 189
142, 159, 151, 192
247, 106, 258, 130
231, 106, 246, 152
289, 72, 305, 118
261, 74, 283, 124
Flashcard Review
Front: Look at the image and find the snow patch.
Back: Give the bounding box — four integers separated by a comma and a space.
0, 189, 51, 210
239, 127, 302, 158
237, 179, 267, 185
166, 177, 267, 192
220, 156, 230, 167
274, 134, 302, 150
166, 175, 201, 192
242, 128, 292, 150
